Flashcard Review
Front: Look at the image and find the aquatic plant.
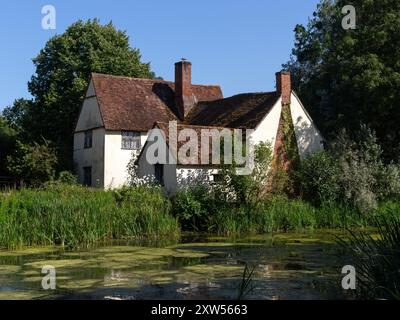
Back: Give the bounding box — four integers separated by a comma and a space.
237, 262, 256, 300
0, 184, 179, 249
171, 186, 400, 235
337, 211, 400, 300
1, 183, 399, 249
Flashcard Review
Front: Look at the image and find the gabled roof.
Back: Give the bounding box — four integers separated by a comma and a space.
88, 73, 282, 133
185, 92, 280, 129
91, 73, 223, 131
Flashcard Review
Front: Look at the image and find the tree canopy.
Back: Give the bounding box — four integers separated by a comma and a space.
3, 19, 155, 171
0, 117, 17, 175
284, 0, 400, 161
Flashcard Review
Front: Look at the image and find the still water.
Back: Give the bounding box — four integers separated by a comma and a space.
0, 231, 353, 300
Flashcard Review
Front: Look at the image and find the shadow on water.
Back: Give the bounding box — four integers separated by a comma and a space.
0, 231, 356, 300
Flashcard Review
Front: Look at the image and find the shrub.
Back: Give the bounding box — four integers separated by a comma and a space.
218, 142, 274, 204
171, 187, 224, 231
295, 151, 340, 205
329, 125, 400, 212
332, 126, 381, 212
172, 189, 205, 231
376, 163, 400, 201
57, 171, 78, 185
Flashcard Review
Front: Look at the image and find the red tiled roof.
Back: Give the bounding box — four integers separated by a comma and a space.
91, 73, 223, 131
90, 73, 281, 133
185, 92, 280, 129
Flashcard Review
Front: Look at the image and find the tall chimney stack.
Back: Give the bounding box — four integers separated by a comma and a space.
276, 71, 291, 105
175, 60, 195, 120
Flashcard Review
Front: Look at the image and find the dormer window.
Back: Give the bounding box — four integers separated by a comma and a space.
84, 130, 93, 149
121, 131, 141, 150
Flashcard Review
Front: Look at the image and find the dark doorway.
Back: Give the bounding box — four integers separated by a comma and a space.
83, 167, 92, 187
154, 164, 164, 186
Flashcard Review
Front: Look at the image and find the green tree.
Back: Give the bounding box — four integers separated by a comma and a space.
12, 19, 155, 170
0, 117, 17, 175
6, 140, 58, 186
284, 0, 400, 161
2, 99, 33, 134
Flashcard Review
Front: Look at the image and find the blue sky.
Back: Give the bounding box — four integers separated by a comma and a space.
0, 0, 320, 110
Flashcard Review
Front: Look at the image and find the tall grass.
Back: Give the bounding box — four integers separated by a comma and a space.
210, 198, 368, 235
172, 188, 400, 236
337, 211, 400, 300
2, 184, 399, 249
0, 184, 179, 249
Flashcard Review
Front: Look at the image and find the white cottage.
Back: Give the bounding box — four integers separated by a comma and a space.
73, 60, 324, 190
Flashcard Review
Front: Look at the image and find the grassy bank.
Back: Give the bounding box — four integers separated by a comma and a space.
0, 185, 179, 249
1, 185, 399, 249
172, 189, 400, 235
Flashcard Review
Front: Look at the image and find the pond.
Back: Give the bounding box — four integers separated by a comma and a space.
0, 231, 355, 300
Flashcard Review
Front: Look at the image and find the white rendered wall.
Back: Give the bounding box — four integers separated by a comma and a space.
251, 98, 282, 148
75, 81, 103, 132
73, 128, 105, 187
104, 131, 148, 189
290, 92, 324, 159
73, 81, 105, 187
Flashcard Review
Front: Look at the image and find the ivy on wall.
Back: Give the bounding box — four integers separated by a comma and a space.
281, 103, 300, 169
270, 103, 300, 196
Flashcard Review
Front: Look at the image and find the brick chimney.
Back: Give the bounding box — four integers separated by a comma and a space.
175, 60, 195, 120
276, 71, 291, 105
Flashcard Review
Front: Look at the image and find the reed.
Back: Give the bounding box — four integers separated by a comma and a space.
174, 190, 398, 235
0, 184, 179, 249
336, 210, 400, 300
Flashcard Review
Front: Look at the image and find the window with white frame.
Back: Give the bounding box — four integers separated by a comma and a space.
121, 131, 141, 150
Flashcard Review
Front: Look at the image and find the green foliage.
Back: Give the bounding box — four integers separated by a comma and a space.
171, 187, 209, 231
269, 164, 294, 197
295, 150, 340, 205
1, 99, 33, 135
170, 189, 395, 236
285, 0, 400, 161
0, 117, 17, 175
296, 125, 400, 212
337, 211, 400, 300
6, 19, 155, 171
57, 171, 78, 185
6, 140, 58, 186
332, 125, 398, 212
237, 263, 256, 300
281, 104, 300, 168
379, 164, 400, 201
219, 142, 274, 204
0, 185, 179, 249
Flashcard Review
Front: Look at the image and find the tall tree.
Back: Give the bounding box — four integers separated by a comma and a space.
2, 98, 34, 138
284, 0, 400, 161
11, 19, 155, 170
0, 117, 17, 175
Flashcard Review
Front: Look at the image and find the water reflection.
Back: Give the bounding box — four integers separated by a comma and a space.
0, 231, 354, 300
